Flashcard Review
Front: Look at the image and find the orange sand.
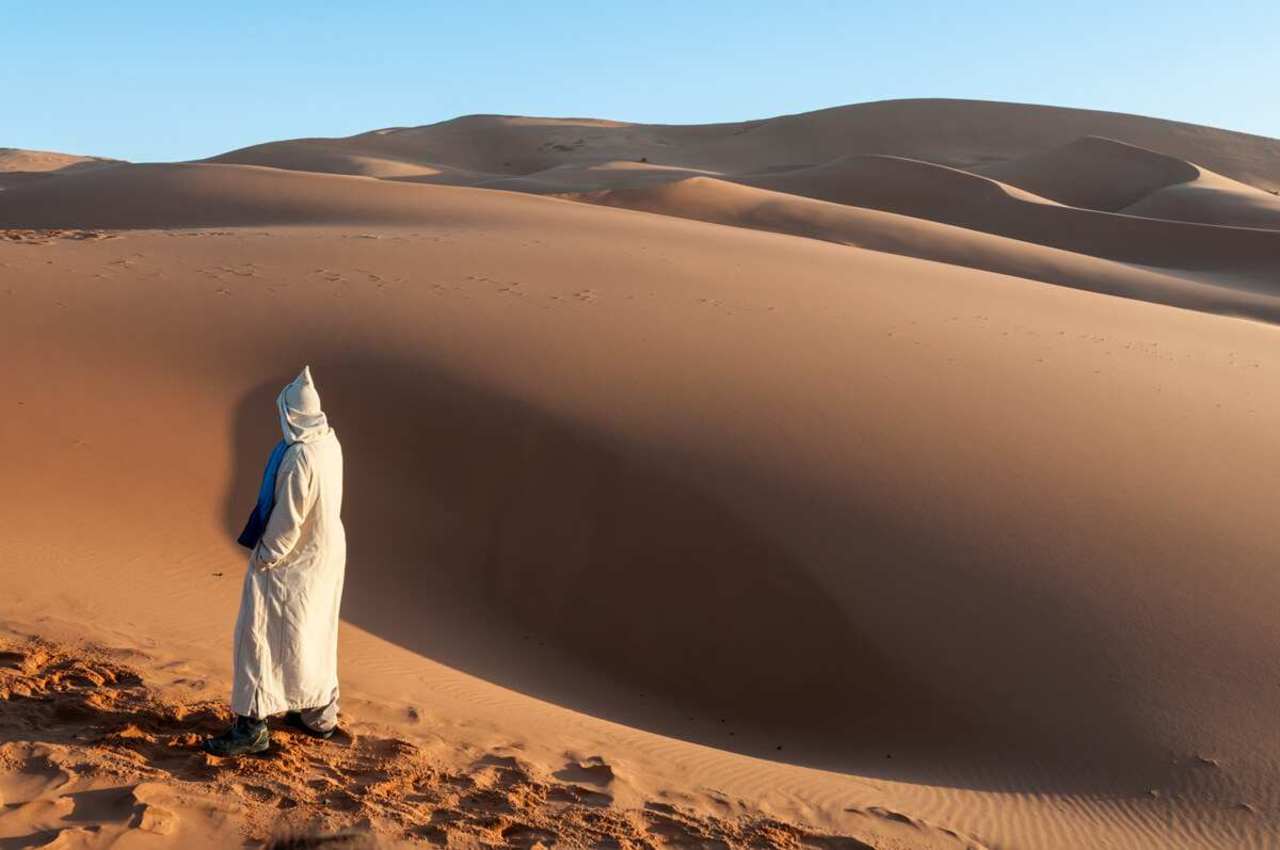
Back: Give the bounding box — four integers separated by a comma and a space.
2, 98, 1280, 849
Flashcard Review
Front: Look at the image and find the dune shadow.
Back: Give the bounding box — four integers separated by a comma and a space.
223, 356, 1172, 794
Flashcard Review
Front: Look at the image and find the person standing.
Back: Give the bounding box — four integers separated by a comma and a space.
204, 366, 346, 756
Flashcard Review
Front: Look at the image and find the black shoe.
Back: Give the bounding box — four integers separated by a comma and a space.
202, 715, 270, 756
284, 710, 335, 740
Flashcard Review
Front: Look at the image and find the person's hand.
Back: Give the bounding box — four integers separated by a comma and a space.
251, 547, 276, 572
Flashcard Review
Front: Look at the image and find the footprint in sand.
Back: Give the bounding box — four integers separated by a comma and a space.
553, 754, 615, 787
0, 743, 77, 803
1, 637, 899, 850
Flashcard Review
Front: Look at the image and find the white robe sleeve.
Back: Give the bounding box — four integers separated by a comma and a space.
252, 450, 315, 570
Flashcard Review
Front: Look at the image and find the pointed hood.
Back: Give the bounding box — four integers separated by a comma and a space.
277, 366, 330, 444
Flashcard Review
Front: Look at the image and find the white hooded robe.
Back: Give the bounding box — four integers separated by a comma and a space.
231, 367, 346, 719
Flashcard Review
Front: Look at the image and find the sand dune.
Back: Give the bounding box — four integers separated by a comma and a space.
1122, 167, 1280, 229
208, 99, 1280, 192
577, 176, 1280, 321
976, 135, 1280, 228
199, 99, 1280, 275
207, 136, 491, 184
736, 155, 1280, 275
0, 147, 119, 174
973, 135, 1201, 209
4, 215, 1280, 850
0, 147, 122, 190
3, 637, 892, 850
204, 100, 1280, 277
4, 98, 1280, 849
0, 161, 571, 229
737, 151, 1062, 206
8, 150, 1276, 293
199, 101, 1280, 258
468, 160, 718, 194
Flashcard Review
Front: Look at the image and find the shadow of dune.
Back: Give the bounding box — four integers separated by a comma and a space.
223, 356, 1173, 794
225, 365, 974, 763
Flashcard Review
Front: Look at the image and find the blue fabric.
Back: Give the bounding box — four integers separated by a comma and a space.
236, 439, 289, 549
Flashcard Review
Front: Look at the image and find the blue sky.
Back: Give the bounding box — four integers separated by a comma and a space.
4, 1, 1277, 162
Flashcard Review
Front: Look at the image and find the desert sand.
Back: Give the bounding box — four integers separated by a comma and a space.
2, 98, 1280, 849
0, 148, 120, 191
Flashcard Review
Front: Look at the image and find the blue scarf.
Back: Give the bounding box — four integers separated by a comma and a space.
236, 440, 289, 549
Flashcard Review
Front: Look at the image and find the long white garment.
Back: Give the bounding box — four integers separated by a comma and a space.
231, 367, 346, 719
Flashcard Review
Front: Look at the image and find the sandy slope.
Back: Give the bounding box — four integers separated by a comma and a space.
4, 159, 1277, 319
0, 147, 122, 190
4, 634, 896, 850
973, 136, 1202, 210
0, 162, 511, 228
467, 161, 719, 194
0, 147, 119, 174
977, 136, 1280, 229
732, 155, 1280, 274
208, 99, 1280, 192
3, 218, 1280, 849
4, 99, 1280, 849
202, 99, 1280, 274
574, 176, 1280, 321
1122, 167, 1280, 229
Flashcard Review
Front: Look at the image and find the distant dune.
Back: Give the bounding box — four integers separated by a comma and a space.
974, 135, 1202, 209
3, 99, 1280, 850
202, 98, 1280, 249
468, 160, 719, 194
732, 154, 1280, 274
8, 100, 1279, 310
0, 161, 546, 228
0, 147, 120, 173
1122, 167, 1280, 229
978, 135, 1280, 228
576, 176, 1280, 321
207, 99, 1280, 191
0, 146, 122, 189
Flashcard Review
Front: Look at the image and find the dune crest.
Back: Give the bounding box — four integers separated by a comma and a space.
1122, 168, 1280, 229
0, 147, 122, 190
974, 135, 1280, 228
207, 99, 1280, 192
0, 161, 567, 229
727, 154, 1280, 274
576, 175, 1280, 321
973, 135, 1200, 209
197, 99, 1280, 282
0, 147, 120, 173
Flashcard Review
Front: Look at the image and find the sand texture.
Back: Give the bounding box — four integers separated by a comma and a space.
2, 98, 1280, 849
